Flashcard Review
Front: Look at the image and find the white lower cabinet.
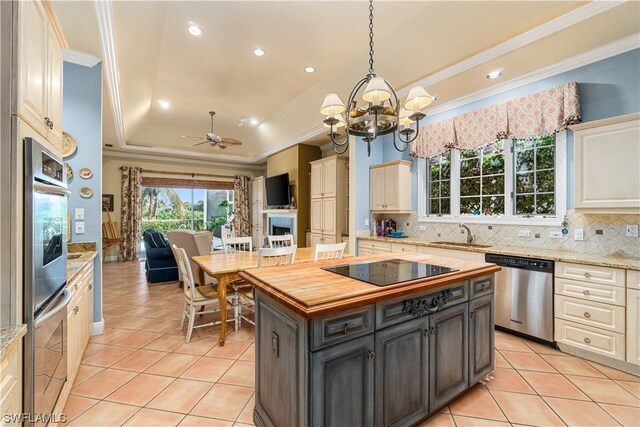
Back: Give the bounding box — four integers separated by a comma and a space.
0, 339, 22, 426
627, 289, 640, 365
555, 318, 626, 361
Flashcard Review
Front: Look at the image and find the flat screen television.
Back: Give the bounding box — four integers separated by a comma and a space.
265, 173, 291, 207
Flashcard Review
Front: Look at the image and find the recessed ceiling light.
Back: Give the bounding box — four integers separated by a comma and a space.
486, 70, 503, 80
304, 66, 316, 73
253, 48, 265, 57
237, 119, 245, 127
188, 22, 202, 37
250, 118, 259, 126
158, 100, 170, 109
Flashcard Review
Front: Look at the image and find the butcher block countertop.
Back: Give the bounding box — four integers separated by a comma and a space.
239, 252, 500, 318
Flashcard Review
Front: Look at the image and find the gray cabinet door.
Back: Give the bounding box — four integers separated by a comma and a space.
375, 317, 429, 427
311, 334, 375, 427
469, 294, 495, 384
429, 302, 469, 411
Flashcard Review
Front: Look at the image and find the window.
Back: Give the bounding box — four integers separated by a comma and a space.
459, 142, 505, 215
428, 151, 451, 215
513, 136, 555, 215
419, 132, 566, 225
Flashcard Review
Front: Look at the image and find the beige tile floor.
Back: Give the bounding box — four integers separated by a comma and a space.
64, 261, 640, 426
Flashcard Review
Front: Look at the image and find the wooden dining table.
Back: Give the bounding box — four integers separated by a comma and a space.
192, 246, 347, 346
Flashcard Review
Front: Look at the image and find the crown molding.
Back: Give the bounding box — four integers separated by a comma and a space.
423, 33, 640, 118
63, 49, 102, 68
103, 149, 266, 170
251, 125, 326, 161
94, 0, 126, 148
399, 0, 626, 98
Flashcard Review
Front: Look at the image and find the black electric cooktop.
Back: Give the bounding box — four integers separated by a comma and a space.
322, 259, 458, 287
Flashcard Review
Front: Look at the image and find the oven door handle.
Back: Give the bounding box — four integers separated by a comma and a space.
35, 288, 71, 328
34, 182, 71, 196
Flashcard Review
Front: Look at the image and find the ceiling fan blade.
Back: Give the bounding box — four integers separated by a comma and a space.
214, 144, 227, 150
182, 135, 203, 140
220, 138, 242, 145
191, 141, 207, 147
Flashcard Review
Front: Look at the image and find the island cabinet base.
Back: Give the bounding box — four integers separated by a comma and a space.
253, 275, 495, 427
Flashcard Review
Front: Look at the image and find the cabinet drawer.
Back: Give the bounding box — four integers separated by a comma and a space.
469, 275, 494, 299
554, 295, 625, 333
555, 278, 625, 306
0, 343, 20, 401
627, 270, 640, 290
376, 282, 468, 329
555, 262, 625, 287
555, 318, 625, 361
369, 241, 391, 251
391, 243, 417, 253
311, 304, 374, 350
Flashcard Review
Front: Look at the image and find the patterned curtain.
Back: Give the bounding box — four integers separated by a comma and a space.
411, 81, 581, 160
120, 166, 142, 261
232, 175, 251, 237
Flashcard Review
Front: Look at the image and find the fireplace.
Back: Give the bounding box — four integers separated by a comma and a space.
265, 211, 297, 244
272, 225, 291, 236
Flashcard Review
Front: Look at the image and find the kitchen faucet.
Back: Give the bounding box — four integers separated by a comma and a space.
459, 223, 474, 244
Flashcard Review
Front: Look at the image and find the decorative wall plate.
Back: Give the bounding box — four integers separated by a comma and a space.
61, 132, 77, 158
66, 164, 73, 182
79, 187, 93, 198
79, 168, 93, 179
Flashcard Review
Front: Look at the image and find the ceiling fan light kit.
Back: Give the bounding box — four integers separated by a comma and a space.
182, 111, 243, 150
320, 0, 434, 156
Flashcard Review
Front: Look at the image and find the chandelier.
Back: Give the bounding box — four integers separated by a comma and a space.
320, 0, 434, 156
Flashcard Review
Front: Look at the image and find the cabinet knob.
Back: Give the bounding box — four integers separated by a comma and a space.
343, 324, 352, 334
583, 290, 590, 295
584, 337, 591, 344
74, 306, 79, 314
74, 284, 78, 292
89, 284, 92, 290
583, 312, 591, 318
481, 283, 490, 291
470, 311, 476, 319
367, 351, 376, 361
584, 272, 591, 278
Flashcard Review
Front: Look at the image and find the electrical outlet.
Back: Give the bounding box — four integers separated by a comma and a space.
574, 228, 584, 241
364, 218, 369, 226
75, 221, 85, 234
74, 208, 84, 220
549, 231, 563, 239
419, 226, 427, 231
627, 225, 639, 238
518, 229, 532, 238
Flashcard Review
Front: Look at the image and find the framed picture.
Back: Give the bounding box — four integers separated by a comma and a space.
102, 194, 114, 212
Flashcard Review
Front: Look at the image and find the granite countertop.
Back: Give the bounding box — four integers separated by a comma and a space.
0, 324, 27, 355
359, 236, 640, 271
67, 251, 97, 281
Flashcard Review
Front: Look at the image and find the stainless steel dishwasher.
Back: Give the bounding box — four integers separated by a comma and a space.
485, 253, 554, 344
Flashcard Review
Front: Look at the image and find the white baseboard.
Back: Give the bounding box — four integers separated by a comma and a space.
91, 319, 105, 336
104, 255, 118, 262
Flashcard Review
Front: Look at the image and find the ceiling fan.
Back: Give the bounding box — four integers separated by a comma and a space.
182, 111, 243, 149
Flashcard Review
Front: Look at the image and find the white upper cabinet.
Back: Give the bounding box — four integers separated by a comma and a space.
309, 156, 348, 243
17, 0, 67, 154
572, 114, 640, 213
311, 162, 323, 199
370, 160, 412, 213
311, 157, 339, 198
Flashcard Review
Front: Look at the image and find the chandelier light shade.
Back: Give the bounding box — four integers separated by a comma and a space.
320, 93, 346, 116
320, 0, 434, 156
405, 86, 434, 112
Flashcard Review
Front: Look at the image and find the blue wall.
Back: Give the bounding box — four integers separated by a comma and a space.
63, 62, 103, 324
353, 136, 384, 232
359, 49, 640, 217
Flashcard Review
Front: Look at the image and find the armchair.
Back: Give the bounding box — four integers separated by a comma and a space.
166, 229, 215, 286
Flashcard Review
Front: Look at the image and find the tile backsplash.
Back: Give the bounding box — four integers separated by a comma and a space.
374, 211, 640, 258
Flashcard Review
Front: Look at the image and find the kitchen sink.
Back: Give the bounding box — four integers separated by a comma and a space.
68, 254, 82, 259
431, 241, 493, 248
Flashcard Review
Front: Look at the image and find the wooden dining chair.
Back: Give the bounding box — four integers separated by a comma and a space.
232, 245, 299, 331
313, 242, 347, 262
222, 236, 252, 253
267, 234, 294, 248
172, 245, 234, 343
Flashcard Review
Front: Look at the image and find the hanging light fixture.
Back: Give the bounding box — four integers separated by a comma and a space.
320, 0, 434, 156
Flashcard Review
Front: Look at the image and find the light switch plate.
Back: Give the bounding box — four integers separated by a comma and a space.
75, 221, 85, 234
574, 228, 584, 241
74, 208, 85, 220
549, 231, 563, 239
627, 225, 639, 238
364, 218, 369, 226
518, 229, 532, 238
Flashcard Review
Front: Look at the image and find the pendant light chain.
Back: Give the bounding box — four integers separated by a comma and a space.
368, 0, 375, 75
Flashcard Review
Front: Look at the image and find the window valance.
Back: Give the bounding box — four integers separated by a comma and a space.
141, 176, 234, 190
411, 81, 581, 159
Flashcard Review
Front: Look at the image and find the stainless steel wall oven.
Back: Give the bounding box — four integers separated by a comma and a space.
24, 138, 71, 425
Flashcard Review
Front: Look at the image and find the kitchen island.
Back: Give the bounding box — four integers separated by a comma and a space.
239, 252, 500, 427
